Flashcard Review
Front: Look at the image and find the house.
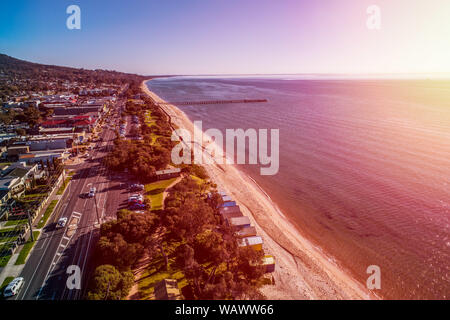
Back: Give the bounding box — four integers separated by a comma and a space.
154, 279, 182, 300
226, 216, 251, 230
155, 168, 181, 180
0, 162, 38, 198
238, 236, 263, 251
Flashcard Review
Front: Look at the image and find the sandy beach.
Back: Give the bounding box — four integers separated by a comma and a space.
141, 80, 379, 300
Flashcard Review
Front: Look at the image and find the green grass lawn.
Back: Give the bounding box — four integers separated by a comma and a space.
137, 241, 188, 300
36, 200, 58, 229
0, 243, 14, 267
4, 219, 28, 227
144, 178, 177, 211
0, 276, 14, 296
56, 177, 72, 195
15, 231, 40, 265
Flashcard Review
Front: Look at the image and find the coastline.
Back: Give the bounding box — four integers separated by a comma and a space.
141, 79, 379, 300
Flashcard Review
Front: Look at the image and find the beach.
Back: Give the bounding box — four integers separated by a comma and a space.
141, 80, 378, 300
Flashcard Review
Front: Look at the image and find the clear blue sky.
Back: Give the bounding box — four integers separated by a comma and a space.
1, 0, 449, 75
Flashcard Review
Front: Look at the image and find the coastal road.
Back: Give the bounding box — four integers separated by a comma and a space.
15, 106, 131, 300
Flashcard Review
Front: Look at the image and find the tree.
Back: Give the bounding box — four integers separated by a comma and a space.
86, 265, 134, 300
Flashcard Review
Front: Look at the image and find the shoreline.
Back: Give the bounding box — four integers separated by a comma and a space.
141, 79, 379, 300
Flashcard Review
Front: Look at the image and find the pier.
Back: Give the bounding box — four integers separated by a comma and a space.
157, 99, 268, 106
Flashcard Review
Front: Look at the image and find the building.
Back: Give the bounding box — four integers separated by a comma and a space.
154, 279, 182, 300
19, 150, 64, 164
155, 168, 181, 180
24, 135, 73, 151
0, 162, 39, 199
7, 146, 30, 159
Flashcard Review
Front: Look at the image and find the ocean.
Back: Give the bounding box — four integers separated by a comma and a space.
147, 76, 450, 299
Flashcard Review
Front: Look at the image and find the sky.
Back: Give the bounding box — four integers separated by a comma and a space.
0, 0, 450, 76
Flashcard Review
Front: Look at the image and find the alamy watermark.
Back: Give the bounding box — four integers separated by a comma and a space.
66, 5, 81, 30
66, 265, 81, 289
171, 121, 279, 176
366, 5, 381, 30
366, 265, 381, 290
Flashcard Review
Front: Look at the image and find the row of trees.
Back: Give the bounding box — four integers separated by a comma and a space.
87, 209, 158, 299
162, 177, 266, 299
104, 96, 175, 181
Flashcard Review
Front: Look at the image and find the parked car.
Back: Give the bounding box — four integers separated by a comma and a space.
56, 217, 68, 228
88, 187, 96, 198
129, 203, 146, 210
128, 194, 143, 204
3, 277, 25, 297
130, 184, 144, 192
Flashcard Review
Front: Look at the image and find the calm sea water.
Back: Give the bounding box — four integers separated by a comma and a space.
148, 76, 450, 299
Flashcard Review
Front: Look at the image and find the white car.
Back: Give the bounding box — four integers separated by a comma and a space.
3, 277, 24, 297
88, 187, 96, 198
56, 217, 68, 228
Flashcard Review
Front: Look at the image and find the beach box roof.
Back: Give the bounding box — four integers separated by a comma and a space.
154, 279, 182, 300
222, 195, 233, 202
227, 216, 251, 229
221, 201, 237, 208
219, 205, 241, 215
236, 226, 257, 238
221, 211, 244, 220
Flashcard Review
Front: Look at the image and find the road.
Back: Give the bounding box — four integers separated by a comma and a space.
15, 104, 133, 300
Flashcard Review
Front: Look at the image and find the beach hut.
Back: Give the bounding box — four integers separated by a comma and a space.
221, 201, 237, 208
227, 216, 251, 229
221, 210, 244, 220
262, 255, 276, 273
238, 236, 263, 251
250, 254, 275, 273
219, 205, 241, 215
222, 195, 233, 203
154, 279, 182, 300
236, 226, 257, 238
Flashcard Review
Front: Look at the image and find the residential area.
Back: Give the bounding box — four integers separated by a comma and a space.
0, 54, 274, 301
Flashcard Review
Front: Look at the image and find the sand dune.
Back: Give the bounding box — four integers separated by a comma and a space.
141, 80, 379, 300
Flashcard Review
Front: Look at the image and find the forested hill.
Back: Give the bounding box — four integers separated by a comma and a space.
0, 53, 146, 97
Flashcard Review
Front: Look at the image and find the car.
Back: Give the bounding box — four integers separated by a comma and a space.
128, 194, 143, 203
130, 184, 144, 191
56, 217, 68, 228
129, 203, 146, 210
88, 187, 96, 198
3, 277, 25, 297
